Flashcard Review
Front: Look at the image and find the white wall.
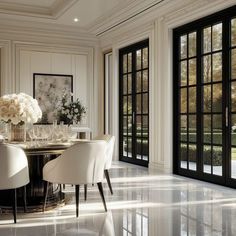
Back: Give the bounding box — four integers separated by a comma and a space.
0, 32, 99, 134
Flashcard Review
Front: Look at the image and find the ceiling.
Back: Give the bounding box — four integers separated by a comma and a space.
0, 0, 169, 35
0, 0, 130, 27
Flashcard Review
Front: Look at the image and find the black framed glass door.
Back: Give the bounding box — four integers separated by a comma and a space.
173, 5, 236, 187
119, 40, 149, 167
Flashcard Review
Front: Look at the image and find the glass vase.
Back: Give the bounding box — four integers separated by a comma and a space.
8, 123, 26, 142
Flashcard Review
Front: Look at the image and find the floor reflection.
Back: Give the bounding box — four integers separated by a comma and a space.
1, 161, 236, 235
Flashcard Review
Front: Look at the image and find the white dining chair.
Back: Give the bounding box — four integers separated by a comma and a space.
42, 141, 107, 217
93, 135, 115, 195
0, 143, 29, 223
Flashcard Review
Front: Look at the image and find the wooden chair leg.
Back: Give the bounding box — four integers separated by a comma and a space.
12, 189, 17, 223
43, 181, 49, 212
97, 182, 107, 212
23, 186, 27, 213
104, 169, 113, 195
75, 185, 80, 217
84, 184, 87, 201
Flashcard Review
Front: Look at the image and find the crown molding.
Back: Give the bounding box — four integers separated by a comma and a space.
88, 0, 170, 36
0, 0, 77, 19
97, 0, 236, 41
0, 18, 98, 46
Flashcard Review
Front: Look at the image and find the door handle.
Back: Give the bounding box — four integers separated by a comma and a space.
226, 107, 228, 127
132, 112, 135, 125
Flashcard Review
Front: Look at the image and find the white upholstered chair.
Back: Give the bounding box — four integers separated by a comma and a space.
0, 144, 29, 223
43, 141, 107, 217
92, 135, 115, 195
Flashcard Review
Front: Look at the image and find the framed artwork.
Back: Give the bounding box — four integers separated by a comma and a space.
33, 73, 73, 124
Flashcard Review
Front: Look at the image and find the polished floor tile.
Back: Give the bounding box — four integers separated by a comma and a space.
1, 161, 236, 235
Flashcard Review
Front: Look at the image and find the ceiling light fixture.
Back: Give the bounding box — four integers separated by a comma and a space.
74, 18, 79, 22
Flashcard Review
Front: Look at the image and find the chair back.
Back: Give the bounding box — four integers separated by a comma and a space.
94, 135, 115, 170
43, 141, 107, 185
0, 144, 29, 190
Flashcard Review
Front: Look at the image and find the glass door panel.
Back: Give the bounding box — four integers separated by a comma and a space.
174, 5, 236, 188
230, 18, 236, 179
202, 23, 223, 177
119, 40, 149, 166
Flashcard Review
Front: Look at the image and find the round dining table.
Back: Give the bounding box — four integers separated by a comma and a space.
0, 140, 83, 212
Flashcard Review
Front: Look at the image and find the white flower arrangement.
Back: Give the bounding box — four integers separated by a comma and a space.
57, 93, 86, 125
0, 93, 42, 125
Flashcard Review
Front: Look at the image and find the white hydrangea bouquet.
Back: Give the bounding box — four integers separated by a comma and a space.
0, 93, 42, 125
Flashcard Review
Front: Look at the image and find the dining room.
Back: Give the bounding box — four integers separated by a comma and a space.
1, 0, 236, 235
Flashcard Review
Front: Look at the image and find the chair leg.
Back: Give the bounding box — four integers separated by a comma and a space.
97, 182, 107, 212
104, 169, 113, 195
84, 184, 87, 201
75, 185, 80, 217
43, 181, 49, 212
23, 186, 27, 213
12, 189, 17, 223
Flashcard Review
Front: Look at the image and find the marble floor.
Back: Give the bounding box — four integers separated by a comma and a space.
1, 161, 236, 235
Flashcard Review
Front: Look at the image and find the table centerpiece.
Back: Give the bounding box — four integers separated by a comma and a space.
0, 93, 42, 141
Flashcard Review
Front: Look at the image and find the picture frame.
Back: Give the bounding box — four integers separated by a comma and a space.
33, 73, 73, 124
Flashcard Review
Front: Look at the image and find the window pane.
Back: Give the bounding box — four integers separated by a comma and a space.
128, 96, 132, 114
142, 139, 148, 160
189, 115, 196, 142
188, 32, 196, 57
212, 84, 222, 112
181, 35, 187, 59
128, 138, 132, 157
136, 115, 141, 137
123, 116, 127, 136
231, 114, 236, 146
231, 18, 236, 47
123, 96, 127, 114
213, 115, 222, 145
203, 145, 212, 174
231, 81, 236, 112
203, 55, 212, 83
189, 59, 196, 85
203, 115, 211, 143
143, 93, 148, 114
143, 115, 148, 138
180, 143, 187, 169
128, 74, 132, 94
136, 72, 142, 93
189, 87, 196, 113
189, 144, 197, 171
136, 94, 141, 114
204, 27, 211, 53
136, 50, 141, 70
142, 47, 148, 68
181, 60, 187, 86
231, 147, 236, 179
212, 23, 222, 51
212, 53, 222, 81
128, 116, 132, 136
143, 70, 148, 92
123, 54, 127, 73
180, 88, 187, 113
123, 75, 127, 94
123, 137, 127, 157
212, 146, 222, 176
232, 48, 236, 79
204, 85, 211, 112
180, 115, 187, 142
128, 53, 132, 72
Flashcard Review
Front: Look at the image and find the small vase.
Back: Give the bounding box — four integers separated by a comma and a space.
8, 123, 26, 142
